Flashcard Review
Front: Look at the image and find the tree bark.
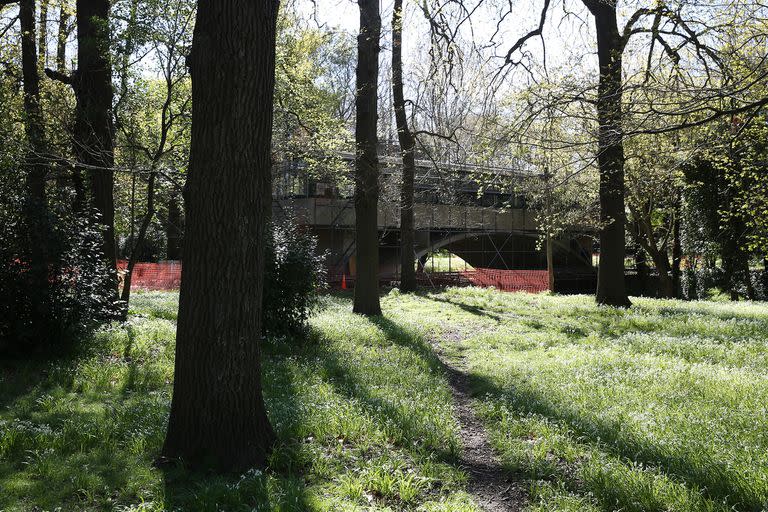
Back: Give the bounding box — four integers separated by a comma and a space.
633, 207, 674, 298
353, 0, 382, 315
583, 0, 631, 307
38, 0, 48, 69
161, 0, 279, 471
392, 0, 416, 293
650, 250, 674, 298
21, 0, 46, 203
21, 0, 50, 320
56, 0, 69, 73
73, 0, 117, 291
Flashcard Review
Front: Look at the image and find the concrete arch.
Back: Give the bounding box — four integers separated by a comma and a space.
416, 230, 592, 270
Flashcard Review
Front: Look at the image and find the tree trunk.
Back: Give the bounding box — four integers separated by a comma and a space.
721, 245, 738, 300
671, 193, 682, 297
634, 210, 674, 299
166, 188, 183, 260
763, 257, 768, 297
21, 0, 50, 328
650, 250, 674, 298
353, 0, 382, 315
546, 233, 555, 291
743, 257, 755, 300
73, 0, 117, 291
544, 171, 555, 292
631, 221, 648, 291
56, 0, 69, 73
161, 0, 278, 472
584, 0, 631, 307
392, 0, 416, 293
21, 0, 46, 204
38, 0, 48, 69
120, 173, 157, 319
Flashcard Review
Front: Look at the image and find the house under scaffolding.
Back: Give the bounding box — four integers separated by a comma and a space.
273, 150, 598, 293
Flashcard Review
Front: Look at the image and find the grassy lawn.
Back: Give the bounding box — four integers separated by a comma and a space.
0, 292, 474, 511
2, 288, 768, 511
392, 288, 768, 512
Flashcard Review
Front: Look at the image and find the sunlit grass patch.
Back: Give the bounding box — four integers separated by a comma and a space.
391, 286, 768, 512
5, 285, 768, 511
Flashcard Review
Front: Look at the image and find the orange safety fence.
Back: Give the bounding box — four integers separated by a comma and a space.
117, 260, 181, 290
460, 268, 549, 293
117, 261, 549, 294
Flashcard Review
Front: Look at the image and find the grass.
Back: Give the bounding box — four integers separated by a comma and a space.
3, 287, 768, 511
391, 288, 768, 512
422, 251, 474, 273
0, 291, 475, 511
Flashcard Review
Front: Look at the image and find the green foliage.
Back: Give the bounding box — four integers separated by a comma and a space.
263, 218, 326, 337
108, 2, 354, 260
681, 117, 766, 297
725, 115, 768, 253
0, 177, 117, 353
273, 13, 352, 185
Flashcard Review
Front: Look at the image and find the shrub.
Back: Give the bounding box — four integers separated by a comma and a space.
681, 265, 768, 301
262, 217, 326, 337
0, 191, 117, 354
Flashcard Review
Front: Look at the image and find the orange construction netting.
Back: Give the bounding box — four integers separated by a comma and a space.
461, 268, 549, 293
117, 261, 549, 293
117, 260, 181, 290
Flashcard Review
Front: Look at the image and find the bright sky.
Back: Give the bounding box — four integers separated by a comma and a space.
297, 0, 599, 83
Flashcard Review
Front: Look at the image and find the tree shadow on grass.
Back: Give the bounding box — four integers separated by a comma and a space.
409, 294, 765, 509
0, 360, 46, 410
464, 368, 763, 512
422, 292, 763, 345
421, 294, 506, 323
160, 461, 311, 512
159, 339, 317, 512
308, 315, 461, 463
0, 403, 148, 510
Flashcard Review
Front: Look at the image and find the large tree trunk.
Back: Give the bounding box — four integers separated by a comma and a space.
392, 0, 416, 293
584, 0, 631, 307
353, 0, 382, 315
73, 0, 116, 290
21, 0, 46, 205
21, 0, 50, 328
161, 0, 279, 471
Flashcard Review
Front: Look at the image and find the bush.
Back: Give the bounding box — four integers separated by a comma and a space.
262, 217, 326, 337
0, 192, 117, 354
681, 265, 768, 301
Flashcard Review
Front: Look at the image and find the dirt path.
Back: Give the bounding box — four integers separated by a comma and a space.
432, 341, 526, 512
